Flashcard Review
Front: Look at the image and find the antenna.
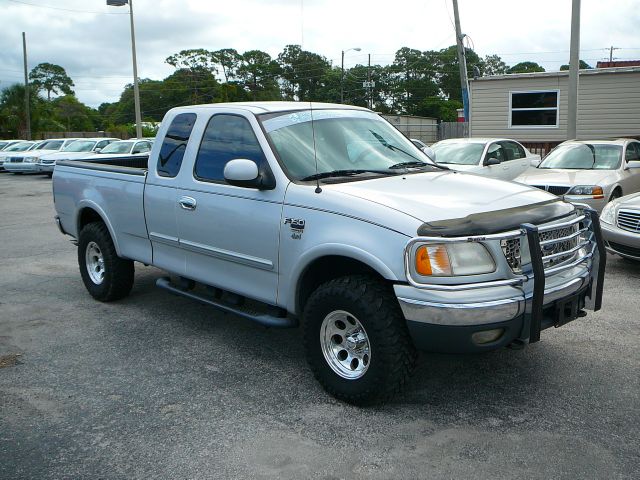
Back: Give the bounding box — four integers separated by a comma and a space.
309, 102, 322, 193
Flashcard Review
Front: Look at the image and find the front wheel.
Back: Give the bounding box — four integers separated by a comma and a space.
302, 275, 416, 405
78, 222, 134, 302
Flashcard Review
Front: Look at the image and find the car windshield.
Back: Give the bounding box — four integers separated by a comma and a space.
431, 142, 485, 165
4, 142, 33, 152
99, 142, 133, 154
39, 140, 64, 150
62, 140, 96, 152
539, 144, 622, 170
259, 109, 436, 181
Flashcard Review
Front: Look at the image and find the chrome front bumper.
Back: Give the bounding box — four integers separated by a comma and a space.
601, 220, 640, 260
396, 208, 605, 349
4, 162, 39, 173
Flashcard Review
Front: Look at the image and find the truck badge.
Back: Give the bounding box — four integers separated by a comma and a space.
284, 218, 305, 239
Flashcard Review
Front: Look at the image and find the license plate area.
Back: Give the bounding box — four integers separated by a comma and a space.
554, 293, 584, 327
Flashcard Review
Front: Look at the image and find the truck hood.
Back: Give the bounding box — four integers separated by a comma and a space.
438, 163, 482, 173
326, 170, 558, 225
516, 167, 618, 187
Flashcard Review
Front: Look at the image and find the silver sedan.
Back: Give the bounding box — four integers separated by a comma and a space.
601, 192, 640, 261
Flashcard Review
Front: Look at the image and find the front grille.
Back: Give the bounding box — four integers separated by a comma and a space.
9, 156, 23, 163
608, 241, 640, 258
501, 221, 581, 273
530, 185, 570, 196
617, 210, 640, 233
40, 160, 55, 165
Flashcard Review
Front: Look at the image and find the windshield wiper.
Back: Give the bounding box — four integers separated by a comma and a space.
301, 169, 389, 181
388, 160, 449, 171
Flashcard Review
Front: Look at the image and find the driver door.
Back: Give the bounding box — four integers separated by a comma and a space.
483, 142, 509, 179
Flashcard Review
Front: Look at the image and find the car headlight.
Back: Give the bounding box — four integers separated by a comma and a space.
567, 185, 604, 199
600, 201, 616, 224
24, 156, 38, 163
413, 242, 495, 277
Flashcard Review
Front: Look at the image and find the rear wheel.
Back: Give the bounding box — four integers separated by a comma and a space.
78, 222, 134, 301
302, 275, 416, 405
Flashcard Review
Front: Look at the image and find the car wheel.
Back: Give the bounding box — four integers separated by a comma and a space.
78, 221, 134, 302
302, 275, 416, 405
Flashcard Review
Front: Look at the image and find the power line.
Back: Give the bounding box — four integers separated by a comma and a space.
3, 0, 128, 14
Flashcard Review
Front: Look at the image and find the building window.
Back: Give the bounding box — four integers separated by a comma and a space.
509, 90, 559, 128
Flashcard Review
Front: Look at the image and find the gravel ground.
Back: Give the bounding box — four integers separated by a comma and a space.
0, 173, 638, 479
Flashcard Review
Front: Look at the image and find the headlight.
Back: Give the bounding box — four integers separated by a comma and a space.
24, 156, 38, 163
600, 201, 616, 224
567, 185, 604, 199
413, 242, 495, 277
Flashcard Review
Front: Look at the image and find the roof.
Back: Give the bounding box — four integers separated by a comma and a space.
433, 137, 513, 144
561, 139, 633, 146
471, 66, 640, 82
171, 101, 371, 114
596, 60, 640, 68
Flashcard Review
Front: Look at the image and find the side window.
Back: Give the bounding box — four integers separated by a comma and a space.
625, 143, 640, 161
157, 113, 197, 178
485, 143, 506, 163
95, 140, 109, 149
500, 141, 526, 160
194, 114, 267, 183
133, 141, 151, 154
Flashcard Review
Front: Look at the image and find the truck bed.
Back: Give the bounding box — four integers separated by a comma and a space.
54, 155, 152, 265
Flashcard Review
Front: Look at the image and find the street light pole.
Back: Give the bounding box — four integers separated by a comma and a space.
107, 0, 142, 138
340, 47, 361, 104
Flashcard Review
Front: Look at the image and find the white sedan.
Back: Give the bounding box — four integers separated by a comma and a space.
430, 138, 541, 181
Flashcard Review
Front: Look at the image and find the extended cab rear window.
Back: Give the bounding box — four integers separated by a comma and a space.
157, 113, 197, 177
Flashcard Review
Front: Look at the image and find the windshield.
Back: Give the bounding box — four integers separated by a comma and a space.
0, 142, 10, 150
259, 109, 435, 181
539, 144, 622, 170
431, 142, 485, 165
4, 142, 33, 152
39, 140, 64, 150
62, 140, 96, 152
99, 141, 133, 154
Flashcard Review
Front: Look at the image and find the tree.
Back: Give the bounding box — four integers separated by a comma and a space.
51, 95, 97, 131
560, 60, 592, 70
212, 48, 242, 82
29, 62, 74, 100
507, 61, 545, 74
433, 45, 483, 103
237, 50, 280, 100
277, 45, 332, 101
165, 48, 217, 73
482, 54, 508, 76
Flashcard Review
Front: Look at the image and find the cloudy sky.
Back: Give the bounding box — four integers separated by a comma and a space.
1, 0, 639, 107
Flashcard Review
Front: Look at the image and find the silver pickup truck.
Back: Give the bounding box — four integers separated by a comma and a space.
53, 102, 606, 404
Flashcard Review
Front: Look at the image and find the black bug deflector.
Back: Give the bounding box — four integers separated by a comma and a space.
417, 198, 575, 237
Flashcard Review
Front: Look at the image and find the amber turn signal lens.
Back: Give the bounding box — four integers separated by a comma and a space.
592, 186, 604, 199
415, 245, 451, 276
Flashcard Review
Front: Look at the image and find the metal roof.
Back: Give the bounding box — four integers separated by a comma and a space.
471, 66, 640, 82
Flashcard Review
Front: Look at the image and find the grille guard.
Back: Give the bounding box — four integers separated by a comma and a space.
404, 206, 606, 343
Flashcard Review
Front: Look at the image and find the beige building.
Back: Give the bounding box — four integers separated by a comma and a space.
469, 67, 640, 142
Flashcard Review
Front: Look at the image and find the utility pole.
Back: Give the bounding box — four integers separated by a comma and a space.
22, 32, 31, 140
367, 53, 371, 109
452, 0, 470, 127
609, 46, 619, 63
567, 0, 580, 140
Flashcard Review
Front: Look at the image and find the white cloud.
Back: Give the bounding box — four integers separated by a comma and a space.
0, 0, 638, 107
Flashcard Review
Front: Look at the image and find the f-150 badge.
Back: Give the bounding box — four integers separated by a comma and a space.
284, 218, 305, 239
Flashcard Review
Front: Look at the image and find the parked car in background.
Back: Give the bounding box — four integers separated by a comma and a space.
600, 192, 640, 261
515, 139, 640, 212
4, 138, 80, 174
79, 138, 153, 160
410, 138, 436, 162
0, 140, 25, 151
430, 138, 540, 180
37, 137, 118, 176
0, 141, 37, 170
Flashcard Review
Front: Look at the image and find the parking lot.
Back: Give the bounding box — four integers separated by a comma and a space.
0, 173, 638, 479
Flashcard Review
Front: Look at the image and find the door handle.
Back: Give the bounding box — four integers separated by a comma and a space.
178, 196, 197, 211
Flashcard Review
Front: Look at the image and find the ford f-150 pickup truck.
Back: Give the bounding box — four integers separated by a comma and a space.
53, 102, 606, 404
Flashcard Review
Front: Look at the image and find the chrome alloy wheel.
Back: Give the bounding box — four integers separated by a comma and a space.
85, 241, 105, 285
320, 310, 371, 379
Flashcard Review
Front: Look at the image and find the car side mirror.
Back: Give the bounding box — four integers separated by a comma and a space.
626, 160, 640, 169
484, 157, 501, 166
422, 146, 435, 162
94, 148, 102, 153
224, 159, 275, 190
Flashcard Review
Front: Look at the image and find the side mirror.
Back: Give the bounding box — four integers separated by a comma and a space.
422, 146, 435, 162
94, 148, 102, 153
530, 158, 541, 168
224, 159, 275, 190
484, 157, 501, 166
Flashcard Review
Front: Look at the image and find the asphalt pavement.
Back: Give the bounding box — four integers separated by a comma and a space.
1, 173, 638, 479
